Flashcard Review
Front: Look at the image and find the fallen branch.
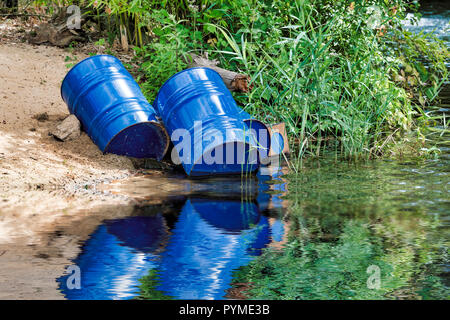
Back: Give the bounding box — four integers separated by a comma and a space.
27, 11, 89, 47
187, 53, 253, 93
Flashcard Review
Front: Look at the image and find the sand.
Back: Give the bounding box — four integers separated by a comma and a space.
0, 19, 154, 299
0, 39, 141, 236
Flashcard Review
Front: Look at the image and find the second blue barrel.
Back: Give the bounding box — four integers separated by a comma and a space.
154, 67, 261, 176
61, 55, 169, 159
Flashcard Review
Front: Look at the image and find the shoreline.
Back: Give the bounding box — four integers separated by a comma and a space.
0, 39, 143, 242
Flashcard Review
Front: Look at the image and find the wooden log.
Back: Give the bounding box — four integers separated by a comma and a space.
28, 21, 85, 47
27, 8, 88, 47
187, 53, 253, 93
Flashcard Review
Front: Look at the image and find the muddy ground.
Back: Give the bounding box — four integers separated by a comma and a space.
0, 18, 176, 299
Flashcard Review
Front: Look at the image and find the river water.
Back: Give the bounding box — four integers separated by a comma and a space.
54, 3, 449, 300
57, 169, 289, 300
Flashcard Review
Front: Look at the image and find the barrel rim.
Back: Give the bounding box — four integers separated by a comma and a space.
103, 120, 170, 160
60, 54, 121, 101
154, 67, 223, 107
271, 131, 284, 147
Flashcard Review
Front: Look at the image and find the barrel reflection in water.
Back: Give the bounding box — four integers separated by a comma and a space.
155, 199, 270, 299
58, 215, 168, 300
58, 195, 284, 300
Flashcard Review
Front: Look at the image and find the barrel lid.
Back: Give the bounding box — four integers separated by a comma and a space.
104, 121, 170, 160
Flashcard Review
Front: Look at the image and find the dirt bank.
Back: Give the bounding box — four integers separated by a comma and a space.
0, 39, 144, 238
0, 24, 176, 298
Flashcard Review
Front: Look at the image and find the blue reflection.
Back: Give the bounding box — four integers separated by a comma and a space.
58, 216, 165, 300
257, 166, 287, 211
155, 199, 270, 299
271, 220, 285, 242
58, 169, 287, 300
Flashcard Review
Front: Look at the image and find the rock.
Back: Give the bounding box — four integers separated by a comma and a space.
50, 115, 81, 141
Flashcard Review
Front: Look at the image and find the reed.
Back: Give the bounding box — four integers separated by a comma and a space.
29, 0, 448, 161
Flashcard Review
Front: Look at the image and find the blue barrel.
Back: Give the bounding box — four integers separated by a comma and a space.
191, 198, 261, 231
154, 67, 262, 176
244, 117, 287, 160
61, 55, 169, 159
270, 131, 285, 156
155, 199, 271, 299
204, 100, 271, 160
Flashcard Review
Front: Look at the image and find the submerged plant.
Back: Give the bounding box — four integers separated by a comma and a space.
135, 269, 173, 300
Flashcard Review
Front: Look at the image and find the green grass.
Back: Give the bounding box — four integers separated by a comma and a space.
121, 0, 448, 163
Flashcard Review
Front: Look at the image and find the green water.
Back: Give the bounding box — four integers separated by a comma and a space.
229, 0, 450, 300
231, 150, 449, 299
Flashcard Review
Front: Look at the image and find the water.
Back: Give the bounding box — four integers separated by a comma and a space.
57, 169, 289, 300
262, 155, 449, 300
55, 2, 449, 300
402, 2, 450, 43
55, 148, 448, 300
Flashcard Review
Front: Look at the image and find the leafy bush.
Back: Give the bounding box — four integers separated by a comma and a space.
133, 10, 192, 102
122, 0, 447, 159
29, 0, 449, 158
